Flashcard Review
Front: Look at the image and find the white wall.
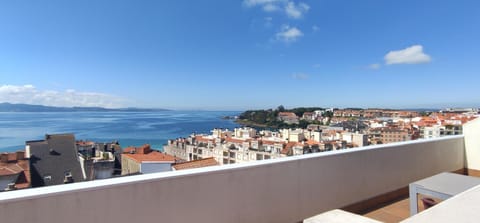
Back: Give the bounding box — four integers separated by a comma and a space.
140, 162, 172, 174
0, 136, 465, 223
463, 118, 480, 170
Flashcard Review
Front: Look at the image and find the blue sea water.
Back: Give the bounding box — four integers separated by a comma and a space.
0, 111, 240, 152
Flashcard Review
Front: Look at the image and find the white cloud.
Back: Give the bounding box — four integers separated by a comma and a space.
368, 63, 381, 70
312, 25, 319, 32
276, 25, 303, 42
285, 1, 310, 19
243, 0, 284, 7
384, 45, 432, 65
292, 73, 309, 80
243, 0, 309, 19
263, 3, 280, 12
0, 84, 126, 108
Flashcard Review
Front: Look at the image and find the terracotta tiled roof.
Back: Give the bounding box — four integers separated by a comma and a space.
172, 158, 219, 170
195, 135, 213, 143
261, 140, 284, 145
281, 142, 297, 154
306, 139, 320, 146
0, 168, 18, 175
225, 137, 248, 144
123, 144, 153, 155
0, 151, 31, 189
122, 151, 176, 163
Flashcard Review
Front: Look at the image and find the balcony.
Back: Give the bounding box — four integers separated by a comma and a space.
0, 119, 479, 223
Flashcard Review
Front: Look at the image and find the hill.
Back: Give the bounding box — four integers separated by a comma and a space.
0, 103, 169, 112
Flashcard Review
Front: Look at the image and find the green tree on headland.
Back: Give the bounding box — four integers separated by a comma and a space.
237, 106, 326, 129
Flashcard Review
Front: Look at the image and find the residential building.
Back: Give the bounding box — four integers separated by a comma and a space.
0, 151, 30, 191
26, 134, 84, 187
313, 110, 325, 117
352, 133, 368, 147
302, 112, 315, 121
121, 144, 176, 175
278, 112, 299, 124
421, 125, 442, 139
164, 128, 288, 165
379, 127, 412, 144
76, 141, 120, 180
234, 127, 256, 139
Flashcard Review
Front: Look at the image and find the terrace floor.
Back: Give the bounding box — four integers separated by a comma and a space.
363, 193, 442, 222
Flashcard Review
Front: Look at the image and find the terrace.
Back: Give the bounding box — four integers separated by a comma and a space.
0, 118, 479, 223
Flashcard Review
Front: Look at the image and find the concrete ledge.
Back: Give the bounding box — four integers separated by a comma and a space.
304, 209, 382, 223
0, 136, 466, 223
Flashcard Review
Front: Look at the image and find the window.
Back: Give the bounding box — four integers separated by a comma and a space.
256, 154, 263, 160
43, 175, 52, 181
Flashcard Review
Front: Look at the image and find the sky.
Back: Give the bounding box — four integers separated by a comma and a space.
0, 0, 479, 110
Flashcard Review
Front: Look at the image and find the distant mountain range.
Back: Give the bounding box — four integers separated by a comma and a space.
0, 103, 169, 112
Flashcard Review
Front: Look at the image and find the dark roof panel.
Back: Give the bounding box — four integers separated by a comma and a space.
28, 134, 84, 187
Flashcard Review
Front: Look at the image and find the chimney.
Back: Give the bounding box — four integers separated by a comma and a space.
0, 153, 8, 163
16, 151, 25, 160
137, 144, 151, 154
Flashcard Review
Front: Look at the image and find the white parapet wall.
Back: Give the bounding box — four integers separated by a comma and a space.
0, 136, 465, 223
463, 118, 480, 171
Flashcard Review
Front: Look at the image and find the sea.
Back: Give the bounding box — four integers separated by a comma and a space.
0, 111, 241, 152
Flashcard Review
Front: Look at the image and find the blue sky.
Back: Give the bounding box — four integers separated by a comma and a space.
0, 0, 479, 110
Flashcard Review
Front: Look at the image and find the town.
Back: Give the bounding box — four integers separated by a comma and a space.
1, 107, 478, 192
165, 107, 478, 164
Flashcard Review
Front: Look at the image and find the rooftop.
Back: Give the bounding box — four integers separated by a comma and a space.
27, 134, 84, 187
172, 157, 219, 171
122, 144, 176, 163
0, 151, 30, 190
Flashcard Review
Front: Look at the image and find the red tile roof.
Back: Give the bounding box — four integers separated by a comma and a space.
225, 137, 248, 144
123, 144, 152, 154
122, 151, 176, 163
0, 151, 31, 189
195, 135, 213, 143
122, 144, 176, 163
281, 142, 297, 154
261, 140, 284, 145
306, 139, 320, 146
172, 158, 219, 170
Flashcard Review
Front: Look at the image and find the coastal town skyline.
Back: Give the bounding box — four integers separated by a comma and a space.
1, 1, 479, 110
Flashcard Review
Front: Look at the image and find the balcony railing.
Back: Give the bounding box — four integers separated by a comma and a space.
0, 135, 470, 223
